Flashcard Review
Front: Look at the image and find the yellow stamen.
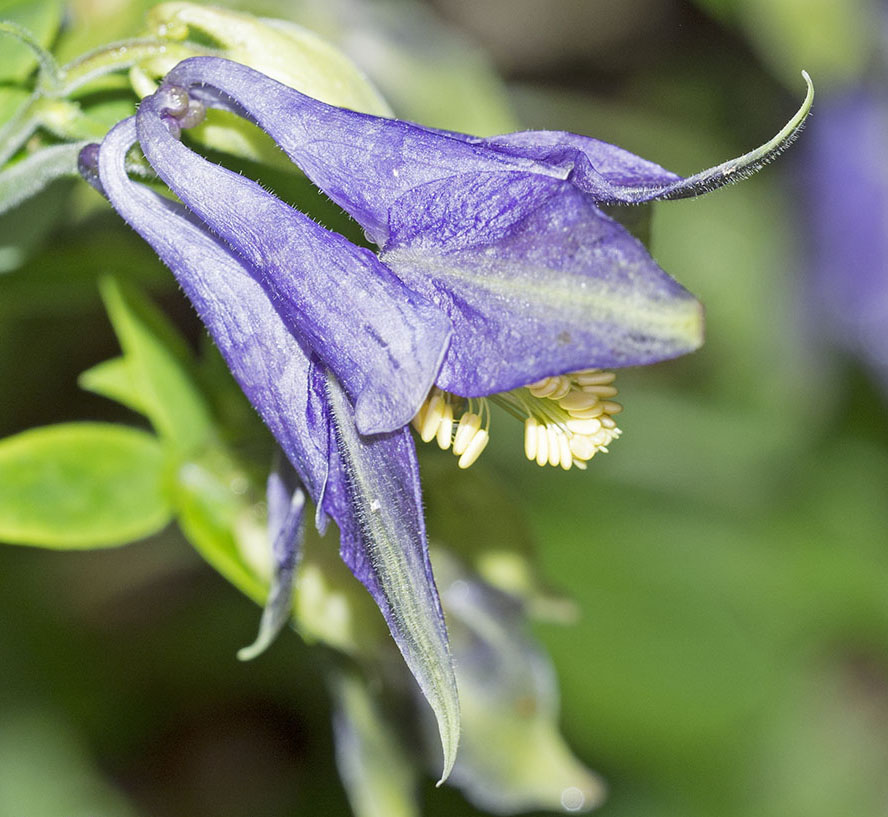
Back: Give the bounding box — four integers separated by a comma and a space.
421, 392, 445, 442
452, 412, 482, 456
436, 401, 454, 450
458, 429, 489, 469
535, 423, 549, 467
524, 417, 538, 461
411, 368, 623, 471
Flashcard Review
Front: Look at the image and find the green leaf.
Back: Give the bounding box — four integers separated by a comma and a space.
0, 422, 173, 548
0, 0, 63, 83
99, 277, 214, 454
78, 356, 145, 416
174, 452, 267, 605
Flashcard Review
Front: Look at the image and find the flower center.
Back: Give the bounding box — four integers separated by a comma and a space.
412, 369, 622, 471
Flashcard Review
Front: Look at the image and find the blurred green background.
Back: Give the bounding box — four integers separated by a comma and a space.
2, 0, 887, 816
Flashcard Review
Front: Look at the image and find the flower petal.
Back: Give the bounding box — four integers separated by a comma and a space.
466, 71, 812, 203
159, 57, 557, 244
324, 372, 460, 783
381, 171, 703, 395
136, 93, 452, 436
160, 57, 811, 228
95, 117, 330, 498
238, 459, 306, 662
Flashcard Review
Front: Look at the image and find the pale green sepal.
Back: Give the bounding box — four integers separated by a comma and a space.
434, 550, 607, 813
0, 141, 88, 216
657, 70, 814, 200
0, 422, 173, 548
78, 356, 145, 416
326, 374, 460, 783
144, 2, 391, 116
329, 666, 420, 817
99, 277, 214, 455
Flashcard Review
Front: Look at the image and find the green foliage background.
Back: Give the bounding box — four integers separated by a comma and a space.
1, 1, 887, 816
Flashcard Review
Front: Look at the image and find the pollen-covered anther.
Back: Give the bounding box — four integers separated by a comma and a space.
527, 375, 571, 400
413, 391, 490, 468
513, 368, 623, 470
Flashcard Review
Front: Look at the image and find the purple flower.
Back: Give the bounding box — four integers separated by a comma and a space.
804, 84, 888, 397
80, 58, 811, 776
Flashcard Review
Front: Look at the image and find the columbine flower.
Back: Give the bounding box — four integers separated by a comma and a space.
804, 83, 888, 398
80, 57, 811, 777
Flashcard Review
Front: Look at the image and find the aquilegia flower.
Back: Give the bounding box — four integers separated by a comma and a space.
804, 82, 888, 399
80, 57, 812, 776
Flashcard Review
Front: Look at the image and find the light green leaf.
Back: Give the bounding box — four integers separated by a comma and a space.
78, 356, 145, 416
0, 1, 63, 83
99, 277, 214, 454
0, 422, 172, 548
174, 454, 267, 606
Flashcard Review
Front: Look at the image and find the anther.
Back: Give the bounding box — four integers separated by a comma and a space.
524, 417, 538, 461
420, 393, 445, 442
452, 413, 481, 456
547, 426, 561, 467
566, 418, 603, 435
558, 434, 573, 470
558, 391, 600, 411
436, 402, 454, 450
574, 370, 616, 386
457, 429, 489, 469
581, 384, 619, 398
535, 424, 549, 467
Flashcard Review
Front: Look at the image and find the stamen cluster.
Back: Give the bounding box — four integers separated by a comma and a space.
520, 370, 622, 470
412, 391, 491, 469
412, 369, 622, 471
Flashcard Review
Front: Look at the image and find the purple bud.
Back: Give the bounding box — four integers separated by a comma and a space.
77, 142, 104, 195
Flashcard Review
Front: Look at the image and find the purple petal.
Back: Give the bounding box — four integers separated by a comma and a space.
136, 94, 452, 436
323, 372, 459, 782
160, 57, 556, 244
382, 171, 703, 395
238, 459, 306, 661
160, 57, 809, 227
804, 86, 888, 394
470, 129, 681, 200
95, 118, 330, 499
